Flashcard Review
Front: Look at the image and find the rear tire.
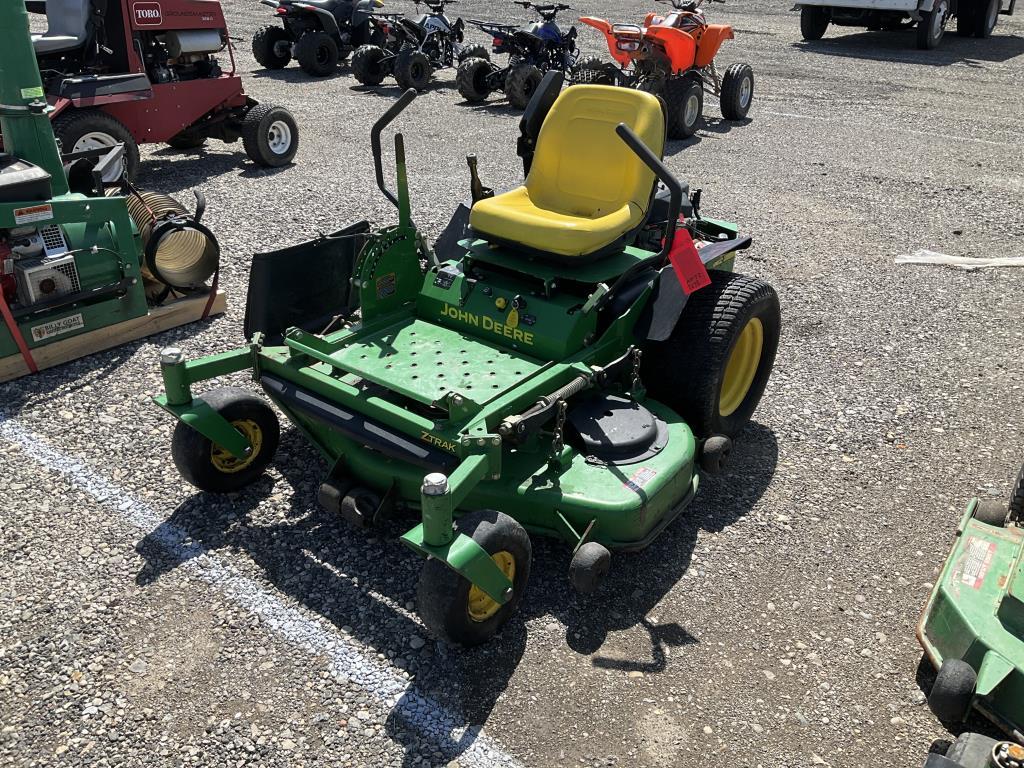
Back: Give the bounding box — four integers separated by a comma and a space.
641, 271, 781, 440
394, 49, 433, 91
505, 63, 543, 109
295, 30, 339, 76
917, 0, 949, 49
417, 510, 531, 646
664, 75, 704, 139
800, 5, 830, 40
458, 43, 490, 63
352, 44, 389, 85
241, 103, 299, 167
252, 25, 292, 69
52, 108, 140, 182
927, 659, 976, 724
456, 57, 494, 102
720, 62, 754, 120
972, 0, 999, 36
171, 387, 280, 493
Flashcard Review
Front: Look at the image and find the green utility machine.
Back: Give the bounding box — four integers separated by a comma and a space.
155, 79, 781, 645
919, 463, 1024, 742
0, 3, 219, 381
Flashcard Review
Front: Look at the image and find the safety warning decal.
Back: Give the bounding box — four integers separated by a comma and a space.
624, 467, 657, 494
960, 535, 996, 590
13, 204, 54, 225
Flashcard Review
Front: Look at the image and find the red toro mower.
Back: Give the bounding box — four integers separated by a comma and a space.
575, 0, 754, 139
13, 0, 300, 181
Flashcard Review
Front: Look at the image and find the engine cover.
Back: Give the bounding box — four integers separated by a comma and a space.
567, 394, 669, 465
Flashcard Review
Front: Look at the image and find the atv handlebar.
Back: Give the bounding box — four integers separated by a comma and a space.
371, 89, 417, 210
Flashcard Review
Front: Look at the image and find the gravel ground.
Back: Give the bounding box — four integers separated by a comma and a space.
3, 2, 1024, 767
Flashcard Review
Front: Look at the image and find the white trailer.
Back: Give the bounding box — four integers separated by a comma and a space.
794, 0, 1015, 49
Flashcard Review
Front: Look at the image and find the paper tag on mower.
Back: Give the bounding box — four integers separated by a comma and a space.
668, 229, 711, 295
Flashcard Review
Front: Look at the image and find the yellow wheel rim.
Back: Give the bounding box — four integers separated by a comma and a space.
719, 318, 764, 417
467, 551, 515, 623
210, 419, 263, 474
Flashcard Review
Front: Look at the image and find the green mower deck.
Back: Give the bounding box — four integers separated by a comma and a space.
155, 85, 781, 645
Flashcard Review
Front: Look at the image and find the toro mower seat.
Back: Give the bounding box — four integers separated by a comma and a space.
469, 85, 665, 260
32, 0, 93, 54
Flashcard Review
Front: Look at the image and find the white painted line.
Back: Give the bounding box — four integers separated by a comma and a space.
0, 416, 522, 768
760, 110, 1015, 147
896, 249, 1024, 270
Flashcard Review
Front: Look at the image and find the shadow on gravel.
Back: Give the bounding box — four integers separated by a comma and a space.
138, 150, 294, 194
528, 422, 778, 672
794, 31, 1024, 65
250, 66, 353, 83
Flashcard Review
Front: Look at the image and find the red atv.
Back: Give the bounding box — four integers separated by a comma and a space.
576, 0, 753, 139
16, 0, 299, 181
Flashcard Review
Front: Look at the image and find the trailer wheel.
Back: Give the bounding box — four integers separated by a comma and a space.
664, 75, 703, 139
458, 43, 490, 63
917, 0, 949, 49
171, 387, 280, 493
295, 30, 339, 76
1010, 462, 1024, 522
352, 44, 389, 85
241, 103, 299, 167
800, 6, 830, 40
417, 510, 531, 646
720, 62, 754, 120
972, 0, 1000, 36
928, 659, 976, 724
456, 58, 494, 101
974, 499, 1008, 527
252, 25, 292, 69
52, 109, 139, 182
395, 49, 434, 91
642, 271, 781, 440
506, 63, 544, 109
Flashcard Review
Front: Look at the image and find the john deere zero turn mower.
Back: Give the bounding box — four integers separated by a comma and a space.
919, 462, 1024, 741
155, 78, 781, 645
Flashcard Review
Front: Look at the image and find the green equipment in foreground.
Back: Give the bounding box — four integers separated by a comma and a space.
0, 3, 220, 382
923, 733, 1024, 768
155, 79, 781, 645
919, 463, 1024, 741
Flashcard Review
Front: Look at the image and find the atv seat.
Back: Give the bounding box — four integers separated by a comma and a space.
469, 85, 666, 260
32, 0, 93, 55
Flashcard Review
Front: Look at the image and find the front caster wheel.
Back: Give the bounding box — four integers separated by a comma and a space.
171, 387, 280, 493
700, 435, 733, 474
927, 658, 976, 724
417, 510, 531, 646
569, 541, 611, 595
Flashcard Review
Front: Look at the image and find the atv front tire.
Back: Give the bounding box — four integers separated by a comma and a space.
800, 5, 830, 40
417, 510, 531, 646
295, 30, 339, 76
664, 75, 704, 139
720, 62, 754, 120
506, 63, 543, 109
52, 109, 140, 182
241, 103, 299, 167
642, 270, 781, 440
171, 387, 281, 493
456, 57, 494, 102
572, 55, 614, 84
252, 25, 292, 69
352, 44, 389, 85
458, 43, 490, 63
395, 49, 433, 91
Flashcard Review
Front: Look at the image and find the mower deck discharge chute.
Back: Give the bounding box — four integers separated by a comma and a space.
918, 463, 1024, 742
155, 78, 781, 645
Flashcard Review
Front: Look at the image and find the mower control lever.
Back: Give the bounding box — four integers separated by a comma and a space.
371, 89, 418, 210
614, 123, 682, 259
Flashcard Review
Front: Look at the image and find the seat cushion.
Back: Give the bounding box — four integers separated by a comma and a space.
33, 35, 86, 54
470, 187, 642, 258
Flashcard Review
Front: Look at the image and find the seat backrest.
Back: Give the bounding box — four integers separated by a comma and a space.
45, 0, 93, 42
526, 86, 665, 220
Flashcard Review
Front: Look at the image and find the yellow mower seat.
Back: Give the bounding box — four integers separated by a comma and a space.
470, 85, 666, 259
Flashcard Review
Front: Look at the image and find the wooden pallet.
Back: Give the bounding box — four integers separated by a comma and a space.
0, 290, 227, 384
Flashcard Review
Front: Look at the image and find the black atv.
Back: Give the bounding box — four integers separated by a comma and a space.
456, 1, 579, 109
351, 0, 489, 90
253, 0, 387, 77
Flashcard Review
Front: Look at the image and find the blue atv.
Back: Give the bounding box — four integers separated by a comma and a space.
456, 1, 579, 109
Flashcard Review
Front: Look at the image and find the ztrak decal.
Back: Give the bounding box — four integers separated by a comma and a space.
420, 431, 458, 454
133, 2, 163, 26
440, 303, 535, 346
